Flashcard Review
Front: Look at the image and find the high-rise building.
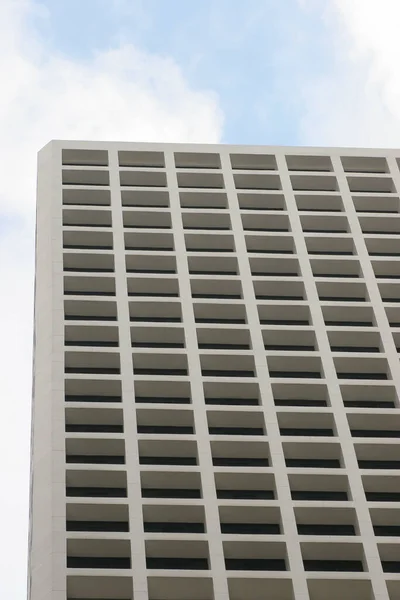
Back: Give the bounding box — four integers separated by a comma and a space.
29, 141, 400, 600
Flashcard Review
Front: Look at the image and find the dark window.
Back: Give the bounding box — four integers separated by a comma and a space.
253, 272, 299, 277
382, 561, 400, 573
137, 425, 194, 434
65, 340, 118, 347
64, 267, 114, 273
331, 346, 379, 353
260, 320, 309, 326
64, 367, 120, 375
132, 342, 184, 348
325, 320, 372, 326
274, 399, 327, 408
66, 455, 125, 465
225, 558, 286, 571
205, 398, 259, 406
297, 524, 355, 535
130, 317, 182, 323
65, 424, 123, 433
66, 520, 129, 532
337, 373, 387, 380
314, 273, 358, 278
141, 488, 201, 499
366, 491, 400, 502
320, 296, 365, 302
64, 291, 115, 297
280, 428, 333, 437
144, 522, 205, 533
63, 245, 113, 250
303, 229, 347, 234
183, 206, 226, 210
65, 395, 122, 403
146, 557, 208, 570
304, 560, 363, 572
245, 228, 289, 233
309, 251, 353, 255
256, 295, 304, 301
196, 318, 246, 324
209, 427, 264, 436
198, 343, 250, 350
286, 458, 340, 468
65, 315, 117, 321
126, 269, 176, 274
185, 226, 230, 230
358, 210, 397, 214
351, 430, 400, 438
248, 249, 293, 254
125, 246, 173, 251
186, 248, 234, 253
190, 270, 237, 275
269, 371, 321, 379
358, 460, 400, 469
291, 490, 348, 501
133, 368, 187, 376
135, 396, 191, 405
67, 556, 130, 569
265, 345, 315, 351
202, 369, 254, 377
213, 457, 269, 467
217, 489, 274, 500
374, 525, 400, 536
221, 523, 280, 534
344, 400, 395, 408
241, 207, 284, 212
192, 293, 242, 299
66, 486, 127, 498
139, 456, 197, 466
128, 292, 179, 297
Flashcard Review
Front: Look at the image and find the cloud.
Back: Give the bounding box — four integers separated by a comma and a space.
299, 0, 400, 147
0, 1, 222, 598
0, 10, 222, 219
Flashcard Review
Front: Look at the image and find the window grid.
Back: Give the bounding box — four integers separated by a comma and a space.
165, 149, 230, 600
279, 152, 390, 600
110, 148, 149, 599
31, 143, 400, 600
221, 150, 310, 599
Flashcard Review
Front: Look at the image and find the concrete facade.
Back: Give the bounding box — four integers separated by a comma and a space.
29, 140, 400, 600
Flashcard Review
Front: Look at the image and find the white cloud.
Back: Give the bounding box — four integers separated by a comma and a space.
299, 0, 400, 147
0, 1, 222, 598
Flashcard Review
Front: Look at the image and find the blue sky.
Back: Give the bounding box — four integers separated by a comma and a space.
32, 0, 334, 144
2, 0, 400, 598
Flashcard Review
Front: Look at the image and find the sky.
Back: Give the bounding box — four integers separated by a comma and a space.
1, 0, 400, 597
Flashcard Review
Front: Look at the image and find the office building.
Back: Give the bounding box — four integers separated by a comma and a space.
29, 141, 400, 600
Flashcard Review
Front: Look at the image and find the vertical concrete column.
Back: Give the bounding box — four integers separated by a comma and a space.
30, 141, 66, 600
109, 147, 148, 600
